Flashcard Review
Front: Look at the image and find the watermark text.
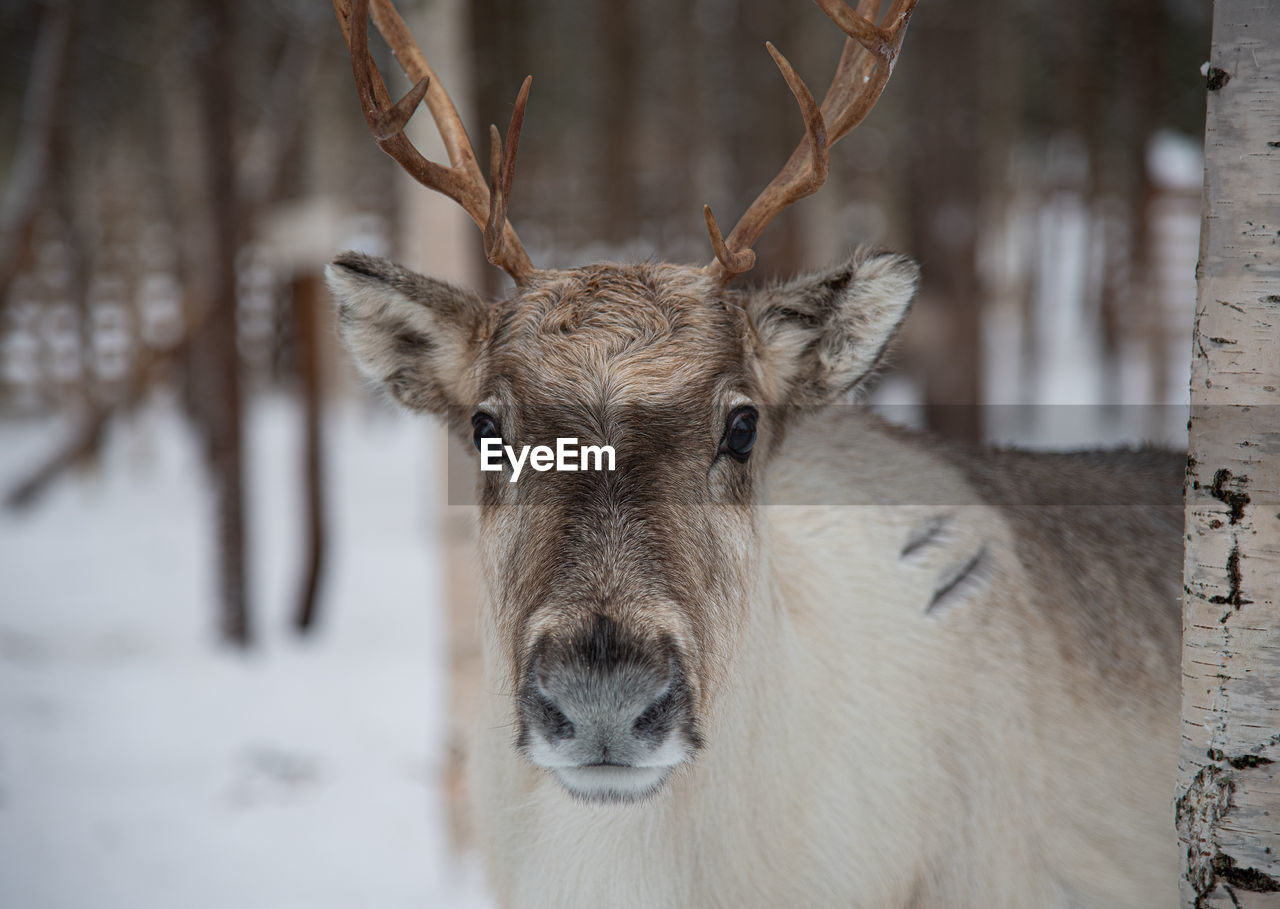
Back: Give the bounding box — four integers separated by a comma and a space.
481, 437, 616, 483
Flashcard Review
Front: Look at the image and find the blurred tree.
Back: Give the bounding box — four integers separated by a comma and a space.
2, 0, 332, 645
0, 1, 69, 305
602, 0, 637, 244
290, 273, 327, 634
902, 0, 986, 442
188, 0, 250, 646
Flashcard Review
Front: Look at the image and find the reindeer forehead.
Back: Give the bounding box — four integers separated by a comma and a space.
479, 264, 753, 401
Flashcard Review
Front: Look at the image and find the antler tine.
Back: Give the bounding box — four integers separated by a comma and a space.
767, 43, 829, 196
704, 0, 918, 283
815, 0, 919, 143
706, 42, 829, 279
369, 74, 431, 141
484, 76, 532, 267
334, 0, 539, 284
704, 205, 756, 275
343, 0, 440, 179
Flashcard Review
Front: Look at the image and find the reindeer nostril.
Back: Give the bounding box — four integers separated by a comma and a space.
632, 691, 674, 743
535, 694, 575, 740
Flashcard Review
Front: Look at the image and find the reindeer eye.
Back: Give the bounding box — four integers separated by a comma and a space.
721, 406, 757, 462
472, 412, 501, 451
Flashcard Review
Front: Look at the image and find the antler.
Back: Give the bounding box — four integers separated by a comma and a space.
704, 0, 919, 282
333, 0, 539, 284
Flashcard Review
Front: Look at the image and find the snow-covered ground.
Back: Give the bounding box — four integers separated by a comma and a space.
0, 394, 491, 909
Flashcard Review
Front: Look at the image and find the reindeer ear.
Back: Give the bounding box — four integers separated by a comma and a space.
325, 251, 488, 416
745, 250, 918, 407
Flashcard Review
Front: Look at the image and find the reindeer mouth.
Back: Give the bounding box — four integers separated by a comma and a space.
553, 762, 674, 803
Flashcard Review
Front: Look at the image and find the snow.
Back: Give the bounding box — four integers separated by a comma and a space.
1148, 129, 1204, 190
0, 395, 492, 909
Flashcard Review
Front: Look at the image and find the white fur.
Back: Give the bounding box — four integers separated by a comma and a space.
555, 765, 672, 800
467, 413, 1178, 909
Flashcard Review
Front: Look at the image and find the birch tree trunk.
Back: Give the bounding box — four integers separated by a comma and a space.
1177, 3, 1280, 905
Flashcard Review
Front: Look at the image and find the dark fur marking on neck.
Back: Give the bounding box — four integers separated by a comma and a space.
900, 513, 954, 561
926, 546, 989, 615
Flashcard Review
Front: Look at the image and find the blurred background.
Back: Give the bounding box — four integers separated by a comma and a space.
0, 0, 1210, 906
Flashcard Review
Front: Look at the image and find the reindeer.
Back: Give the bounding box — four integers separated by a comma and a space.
327, 1, 1183, 905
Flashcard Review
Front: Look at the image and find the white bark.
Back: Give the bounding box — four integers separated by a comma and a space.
1177, 2, 1280, 906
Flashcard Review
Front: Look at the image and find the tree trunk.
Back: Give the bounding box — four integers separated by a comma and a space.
904, 1, 985, 443
291, 274, 327, 634
192, 0, 251, 647
602, 0, 636, 244
0, 1, 71, 306
1176, 3, 1280, 905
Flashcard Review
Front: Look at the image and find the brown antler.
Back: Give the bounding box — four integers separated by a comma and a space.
704, 0, 919, 282
334, 0, 539, 284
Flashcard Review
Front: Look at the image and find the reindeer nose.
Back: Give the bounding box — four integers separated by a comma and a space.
520, 614, 691, 764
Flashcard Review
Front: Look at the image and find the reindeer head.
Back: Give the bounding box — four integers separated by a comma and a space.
329, 0, 918, 802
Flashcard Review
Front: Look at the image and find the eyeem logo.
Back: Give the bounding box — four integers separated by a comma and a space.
480, 437, 616, 483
